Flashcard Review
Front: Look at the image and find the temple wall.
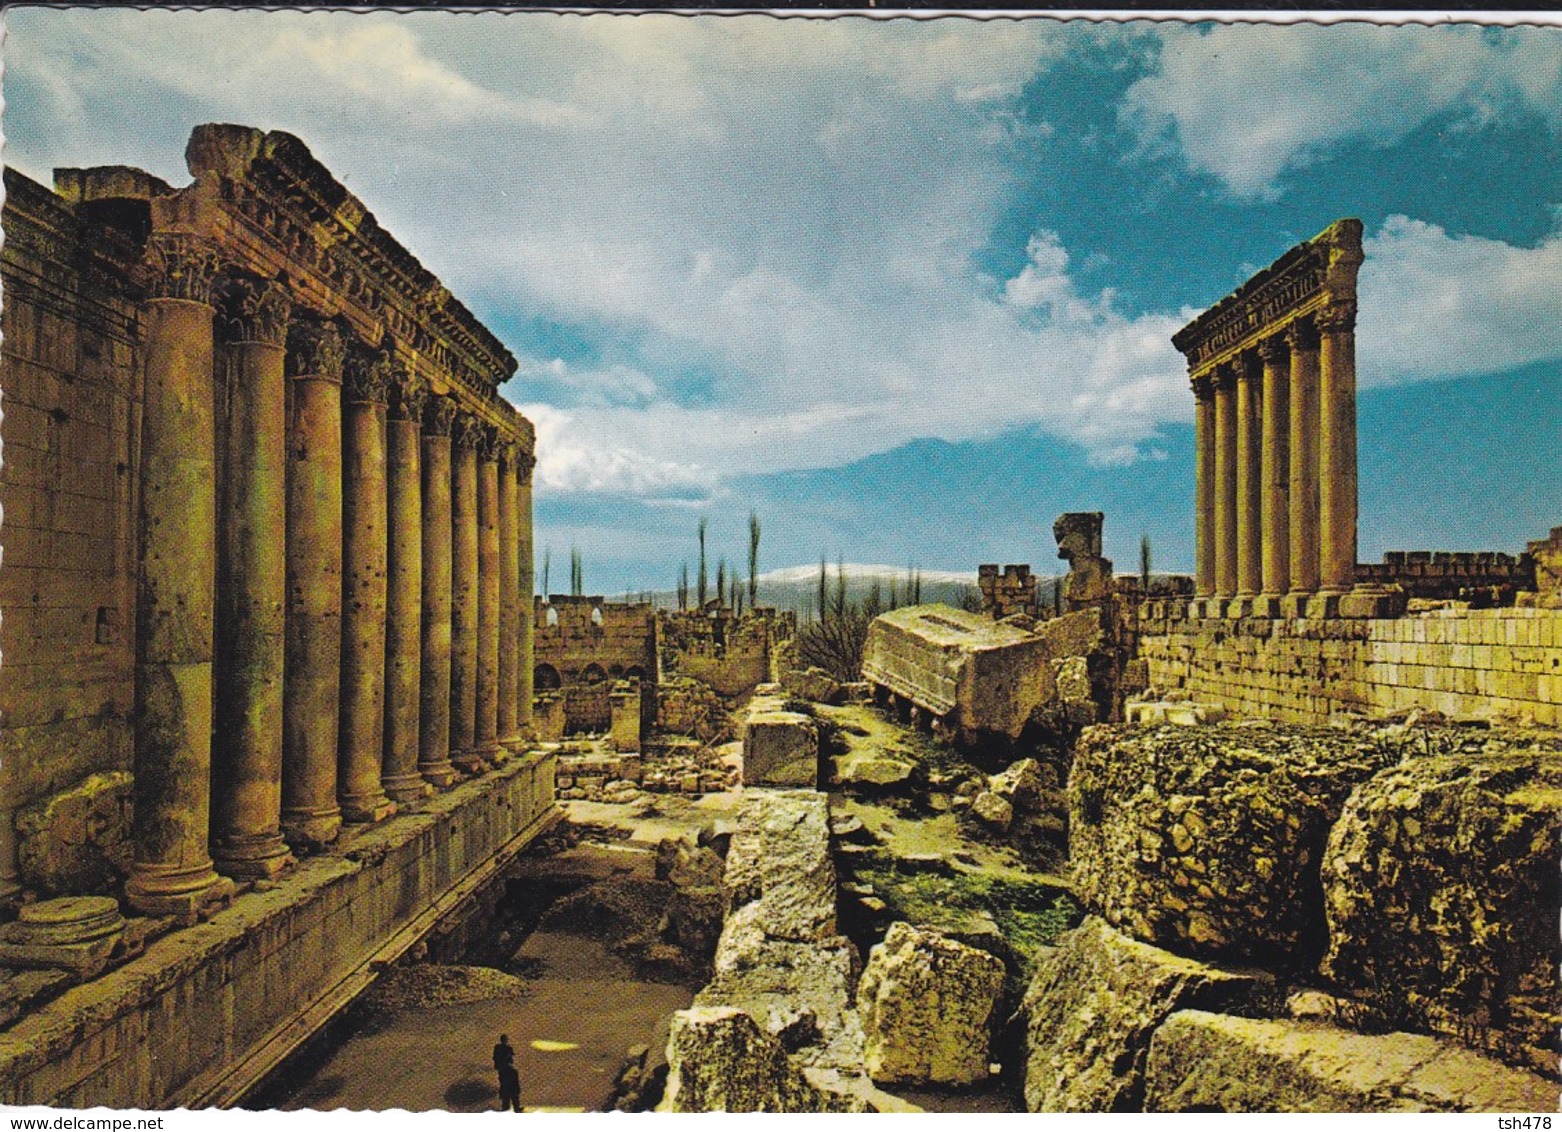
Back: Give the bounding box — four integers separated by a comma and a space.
1138, 602, 1561, 728
533, 597, 657, 733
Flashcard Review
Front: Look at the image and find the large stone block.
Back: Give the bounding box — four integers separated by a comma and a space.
663, 1006, 853, 1112
1069, 723, 1390, 965
1144, 1010, 1560, 1112
1021, 917, 1268, 1112
742, 712, 818, 787
857, 922, 1005, 1086
16, 773, 134, 896
1320, 747, 1562, 1070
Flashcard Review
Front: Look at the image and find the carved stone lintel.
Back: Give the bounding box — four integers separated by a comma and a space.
1256, 336, 1287, 366
451, 414, 485, 452
388, 361, 430, 422
145, 234, 222, 305
1315, 301, 1357, 335
1285, 318, 1320, 353
343, 348, 394, 405
285, 319, 345, 384
221, 277, 292, 347
423, 394, 458, 437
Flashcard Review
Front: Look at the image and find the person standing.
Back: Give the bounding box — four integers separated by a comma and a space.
493, 1034, 521, 1112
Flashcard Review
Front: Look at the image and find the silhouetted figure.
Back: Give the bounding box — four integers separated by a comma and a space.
494, 1034, 521, 1112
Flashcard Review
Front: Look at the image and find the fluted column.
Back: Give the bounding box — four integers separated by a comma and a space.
383, 363, 432, 803
474, 427, 503, 764
1258, 336, 1291, 608
1317, 302, 1359, 594
1191, 372, 1216, 600
338, 348, 396, 824
1212, 364, 1238, 600
1234, 353, 1262, 602
281, 318, 345, 848
1287, 319, 1322, 598
517, 447, 536, 736
211, 277, 294, 879
418, 396, 459, 788
497, 440, 522, 749
449, 413, 483, 772
126, 234, 234, 917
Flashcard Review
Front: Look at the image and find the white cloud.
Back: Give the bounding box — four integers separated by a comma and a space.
1124, 23, 1562, 196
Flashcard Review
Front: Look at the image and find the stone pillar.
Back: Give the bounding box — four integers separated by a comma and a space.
337, 348, 396, 825
1191, 372, 1216, 601
126, 234, 234, 917
418, 396, 460, 788
1287, 319, 1322, 605
497, 440, 522, 749
281, 319, 345, 848
1317, 302, 1359, 596
1258, 336, 1291, 612
1212, 364, 1238, 600
1234, 353, 1262, 603
211, 277, 294, 879
474, 427, 503, 764
449, 413, 483, 772
382, 364, 432, 803
517, 448, 537, 737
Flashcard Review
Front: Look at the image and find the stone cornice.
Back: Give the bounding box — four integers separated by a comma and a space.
1173, 218, 1363, 377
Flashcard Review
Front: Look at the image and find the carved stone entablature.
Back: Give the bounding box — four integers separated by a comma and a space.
1173, 219, 1363, 376
343, 348, 394, 405
451, 413, 485, 451
387, 360, 429, 422
182, 124, 515, 404
144, 233, 222, 305
285, 319, 345, 384
220, 277, 292, 347
424, 394, 459, 437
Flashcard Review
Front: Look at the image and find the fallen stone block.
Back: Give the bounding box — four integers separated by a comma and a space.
1144, 1010, 1560, 1112
16, 773, 134, 896
834, 754, 915, 792
857, 922, 1005, 1086
988, 757, 1051, 813
782, 666, 845, 706
1320, 747, 1562, 1070
1069, 723, 1391, 965
663, 1006, 854, 1112
743, 712, 819, 788
1022, 917, 1269, 1112
970, 791, 1013, 832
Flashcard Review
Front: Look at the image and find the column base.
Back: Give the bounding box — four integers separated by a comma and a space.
1280, 592, 1316, 619
282, 807, 343, 850
340, 794, 398, 824
1189, 597, 1219, 619
1337, 585, 1407, 620
1250, 594, 1284, 619
125, 861, 235, 922
383, 773, 434, 804
500, 733, 530, 754
450, 751, 490, 775
1305, 592, 1343, 619
1226, 595, 1258, 618
420, 761, 460, 789
212, 832, 295, 880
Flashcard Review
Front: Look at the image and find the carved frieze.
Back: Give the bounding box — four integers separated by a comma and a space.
285, 319, 345, 384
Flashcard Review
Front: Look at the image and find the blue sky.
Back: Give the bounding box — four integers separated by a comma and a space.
6, 11, 1560, 592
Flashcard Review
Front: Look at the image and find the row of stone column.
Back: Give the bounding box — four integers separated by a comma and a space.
1190, 306, 1358, 614
126, 239, 535, 917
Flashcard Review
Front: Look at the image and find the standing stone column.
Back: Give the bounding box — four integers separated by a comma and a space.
517, 446, 537, 737
281, 318, 345, 848
418, 396, 459, 787
474, 428, 503, 764
497, 440, 522, 749
126, 234, 234, 917
1258, 336, 1291, 609
211, 277, 294, 878
1191, 371, 1216, 600
1317, 302, 1359, 594
1212, 364, 1238, 600
383, 363, 432, 803
449, 413, 483, 772
1234, 353, 1262, 602
338, 348, 396, 824
1287, 319, 1322, 599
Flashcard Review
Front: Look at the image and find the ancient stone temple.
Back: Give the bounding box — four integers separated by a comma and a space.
0, 125, 556, 1105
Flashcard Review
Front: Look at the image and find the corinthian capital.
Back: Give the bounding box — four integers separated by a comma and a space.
145, 234, 223, 305
1315, 301, 1357, 334
387, 360, 429, 422
514, 445, 537, 485
285, 319, 345, 384
451, 414, 485, 452
1284, 318, 1319, 352
423, 394, 458, 437
1256, 336, 1288, 366
343, 347, 394, 405
221, 277, 292, 347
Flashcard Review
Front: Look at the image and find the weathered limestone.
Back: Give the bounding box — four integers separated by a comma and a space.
1144, 1011, 1560, 1113
857, 922, 1005, 1086
1212, 365, 1238, 598
496, 442, 522, 748
211, 277, 294, 878
1191, 373, 1215, 598
1320, 748, 1562, 1070
280, 319, 346, 849
664, 1007, 853, 1113
382, 365, 431, 804
474, 427, 503, 763
1055, 512, 1114, 611
610, 681, 643, 753
337, 348, 396, 824
418, 396, 459, 788
448, 415, 483, 772
1316, 300, 1359, 595
16, 773, 133, 897
0, 897, 127, 978
1234, 355, 1262, 600
1286, 320, 1321, 601
1258, 336, 1290, 606
1068, 723, 1390, 963
516, 450, 536, 737
126, 234, 234, 916
1021, 917, 1269, 1112
742, 697, 819, 788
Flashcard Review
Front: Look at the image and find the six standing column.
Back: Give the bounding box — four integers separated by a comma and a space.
1258, 336, 1291, 612
1317, 302, 1359, 597
419, 396, 461, 787
448, 413, 484, 773
383, 364, 432, 803
497, 441, 522, 750
474, 428, 503, 765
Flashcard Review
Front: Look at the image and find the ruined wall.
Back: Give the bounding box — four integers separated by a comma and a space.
0, 169, 146, 900
1355, 551, 1534, 605
1138, 602, 1560, 728
533, 597, 657, 733
660, 609, 792, 699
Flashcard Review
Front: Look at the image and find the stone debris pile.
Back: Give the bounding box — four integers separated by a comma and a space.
554, 740, 738, 804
